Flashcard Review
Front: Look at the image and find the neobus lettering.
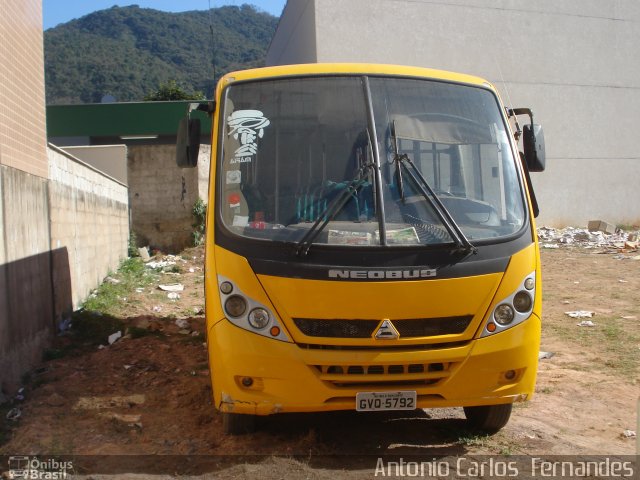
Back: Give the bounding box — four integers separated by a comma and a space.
328, 269, 436, 279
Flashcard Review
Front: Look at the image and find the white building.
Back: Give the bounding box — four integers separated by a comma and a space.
267, 0, 640, 227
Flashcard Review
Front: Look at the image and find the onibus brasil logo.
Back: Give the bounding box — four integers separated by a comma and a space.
7, 456, 73, 479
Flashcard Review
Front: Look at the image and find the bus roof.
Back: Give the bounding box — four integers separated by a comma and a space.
220, 63, 494, 90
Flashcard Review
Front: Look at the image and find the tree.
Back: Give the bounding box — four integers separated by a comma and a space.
144, 80, 205, 101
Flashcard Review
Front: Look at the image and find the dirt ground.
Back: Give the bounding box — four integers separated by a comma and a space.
0, 243, 638, 478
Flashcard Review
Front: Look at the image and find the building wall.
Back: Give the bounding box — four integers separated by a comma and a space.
48, 146, 129, 313
0, 0, 52, 393
128, 144, 210, 252
268, 0, 640, 226
0, 0, 47, 178
60, 145, 128, 186
265, 0, 317, 66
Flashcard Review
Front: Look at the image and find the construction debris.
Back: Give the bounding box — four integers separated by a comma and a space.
576, 320, 597, 327
158, 284, 184, 292
108, 330, 122, 345
5, 408, 21, 421
175, 319, 189, 330
587, 220, 616, 235
565, 311, 594, 318
538, 225, 639, 252
138, 246, 151, 261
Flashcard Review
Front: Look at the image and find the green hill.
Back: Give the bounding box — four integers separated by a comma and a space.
44, 4, 278, 104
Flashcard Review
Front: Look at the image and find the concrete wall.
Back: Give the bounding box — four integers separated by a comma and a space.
61, 145, 128, 186
128, 144, 210, 252
268, 0, 640, 227
0, 147, 130, 392
0, 166, 53, 393
48, 146, 129, 312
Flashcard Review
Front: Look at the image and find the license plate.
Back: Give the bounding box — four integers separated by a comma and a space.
356, 391, 417, 411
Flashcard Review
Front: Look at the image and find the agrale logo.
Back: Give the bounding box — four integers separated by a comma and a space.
374, 320, 400, 340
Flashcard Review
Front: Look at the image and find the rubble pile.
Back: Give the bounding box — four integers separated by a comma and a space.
537, 224, 639, 253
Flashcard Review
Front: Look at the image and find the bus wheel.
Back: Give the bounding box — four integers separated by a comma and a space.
463, 404, 512, 434
222, 412, 256, 435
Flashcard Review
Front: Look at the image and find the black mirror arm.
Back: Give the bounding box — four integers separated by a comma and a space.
507, 108, 535, 142
195, 101, 216, 116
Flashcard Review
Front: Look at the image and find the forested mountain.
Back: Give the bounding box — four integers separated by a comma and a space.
44, 4, 278, 104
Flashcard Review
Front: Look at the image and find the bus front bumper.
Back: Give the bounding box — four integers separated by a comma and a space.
208, 315, 541, 415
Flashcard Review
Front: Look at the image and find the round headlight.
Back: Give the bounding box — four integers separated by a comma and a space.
248, 308, 270, 329
524, 278, 535, 290
225, 295, 247, 318
494, 304, 515, 325
513, 291, 533, 313
220, 281, 233, 295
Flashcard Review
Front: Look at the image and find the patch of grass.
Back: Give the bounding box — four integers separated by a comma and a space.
545, 316, 638, 379
499, 445, 514, 456
192, 198, 207, 246
82, 257, 155, 316
457, 433, 490, 448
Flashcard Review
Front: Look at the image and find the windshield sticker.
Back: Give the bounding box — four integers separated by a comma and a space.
232, 215, 249, 227
227, 110, 270, 164
226, 170, 241, 185
328, 230, 373, 246
228, 193, 241, 208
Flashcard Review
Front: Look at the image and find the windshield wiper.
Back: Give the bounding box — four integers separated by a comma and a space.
295, 162, 374, 257
391, 122, 477, 254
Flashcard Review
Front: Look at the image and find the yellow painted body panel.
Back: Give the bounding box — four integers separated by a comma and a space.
207, 243, 540, 414
208, 312, 540, 414
203, 63, 542, 416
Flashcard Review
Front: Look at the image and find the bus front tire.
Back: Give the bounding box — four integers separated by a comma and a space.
222, 412, 256, 435
463, 403, 512, 434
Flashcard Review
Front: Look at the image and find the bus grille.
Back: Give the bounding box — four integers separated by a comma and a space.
312, 362, 456, 388
293, 316, 473, 338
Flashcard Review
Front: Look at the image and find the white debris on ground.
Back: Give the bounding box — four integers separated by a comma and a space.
145, 258, 177, 270
537, 225, 639, 251
575, 320, 597, 327
565, 310, 595, 319
158, 283, 184, 292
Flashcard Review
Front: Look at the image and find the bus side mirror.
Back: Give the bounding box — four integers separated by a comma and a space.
176, 116, 201, 168
522, 123, 545, 172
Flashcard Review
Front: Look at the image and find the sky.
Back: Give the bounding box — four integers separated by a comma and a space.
42, 0, 287, 29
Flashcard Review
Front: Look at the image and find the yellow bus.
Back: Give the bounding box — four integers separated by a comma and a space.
177, 63, 546, 435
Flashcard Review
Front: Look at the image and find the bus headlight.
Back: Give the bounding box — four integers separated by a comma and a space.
248, 308, 270, 329
482, 272, 536, 337
225, 295, 247, 318
494, 304, 515, 325
513, 291, 533, 313
217, 275, 291, 342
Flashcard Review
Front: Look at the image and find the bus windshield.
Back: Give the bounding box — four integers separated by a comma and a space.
219, 76, 526, 247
